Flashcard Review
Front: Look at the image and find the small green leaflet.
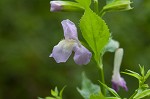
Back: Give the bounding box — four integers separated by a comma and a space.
79, 9, 110, 62
122, 69, 141, 80
38, 86, 66, 99
133, 89, 150, 99
145, 69, 150, 80
75, 0, 91, 8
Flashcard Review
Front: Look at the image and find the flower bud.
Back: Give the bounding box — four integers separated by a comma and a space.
50, 1, 84, 12
103, 0, 132, 12
104, 39, 119, 52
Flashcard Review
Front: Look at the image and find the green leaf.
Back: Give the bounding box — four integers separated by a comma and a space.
75, 0, 91, 8
79, 9, 110, 62
77, 72, 100, 99
99, 81, 121, 98
122, 69, 141, 80
145, 69, 150, 80
90, 93, 120, 99
51, 87, 58, 97
139, 65, 145, 77
45, 97, 56, 99
59, 86, 66, 98
90, 93, 105, 99
133, 89, 150, 99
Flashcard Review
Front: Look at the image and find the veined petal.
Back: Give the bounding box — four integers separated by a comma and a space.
50, 39, 76, 63
61, 19, 78, 40
73, 44, 92, 65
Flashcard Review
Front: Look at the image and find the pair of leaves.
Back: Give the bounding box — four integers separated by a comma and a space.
122, 65, 150, 99
133, 89, 150, 99
122, 65, 150, 86
38, 86, 66, 99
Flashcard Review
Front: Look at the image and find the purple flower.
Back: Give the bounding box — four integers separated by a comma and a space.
50, 19, 92, 65
111, 48, 128, 91
50, 1, 62, 12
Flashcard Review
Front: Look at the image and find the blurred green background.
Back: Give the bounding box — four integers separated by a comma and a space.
0, 0, 150, 99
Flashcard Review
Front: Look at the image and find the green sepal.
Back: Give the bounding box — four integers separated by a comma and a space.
102, 0, 132, 13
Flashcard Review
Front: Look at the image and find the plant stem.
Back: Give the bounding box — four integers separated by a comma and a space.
97, 58, 106, 96
93, 0, 99, 14
129, 89, 138, 99
99, 9, 105, 17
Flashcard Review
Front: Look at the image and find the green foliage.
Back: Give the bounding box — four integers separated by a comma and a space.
75, 0, 91, 8
79, 8, 110, 62
122, 65, 150, 99
77, 72, 100, 99
103, 0, 132, 13
133, 89, 150, 99
99, 81, 121, 98
90, 93, 105, 99
90, 92, 121, 99
38, 86, 66, 99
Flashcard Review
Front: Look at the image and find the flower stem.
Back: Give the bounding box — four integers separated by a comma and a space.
97, 58, 106, 96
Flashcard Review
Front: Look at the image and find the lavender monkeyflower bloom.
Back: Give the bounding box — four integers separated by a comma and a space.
50, 19, 92, 65
111, 48, 128, 91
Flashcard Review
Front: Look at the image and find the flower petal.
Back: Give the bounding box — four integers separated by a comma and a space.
50, 1, 62, 12
50, 40, 75, 63
61, 19, 78, 40
73, 44, 92, 65
112, 75, 128, 91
